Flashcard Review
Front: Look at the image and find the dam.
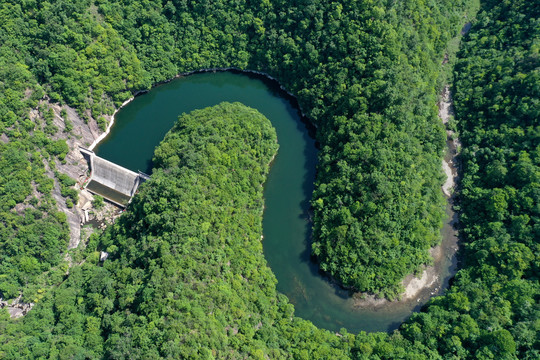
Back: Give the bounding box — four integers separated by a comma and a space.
79, 147, 149, 207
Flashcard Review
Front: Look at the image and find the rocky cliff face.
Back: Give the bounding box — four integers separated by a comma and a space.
35, 101, 116, 250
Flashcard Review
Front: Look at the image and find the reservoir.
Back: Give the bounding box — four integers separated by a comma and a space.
94, 71, 457, 333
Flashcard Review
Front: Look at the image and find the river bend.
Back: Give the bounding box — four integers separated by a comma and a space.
94, 71, 458, 333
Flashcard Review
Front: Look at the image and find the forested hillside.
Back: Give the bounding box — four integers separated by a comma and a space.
399, 1, 539, 358
0, 0, 538, 359
0, 103, 380, 358
0, 0, 146, 302
0, 0, 476, 300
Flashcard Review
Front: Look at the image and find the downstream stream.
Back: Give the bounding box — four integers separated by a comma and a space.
94, 71, 459, 333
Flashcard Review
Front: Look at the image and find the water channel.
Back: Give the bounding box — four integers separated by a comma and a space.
94, 71, 458, 333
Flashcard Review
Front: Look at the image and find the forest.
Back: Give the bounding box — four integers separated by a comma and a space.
0, 0, 538, 359
0, 0, 474, 300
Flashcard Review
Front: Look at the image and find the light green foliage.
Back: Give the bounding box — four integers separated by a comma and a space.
92, 195, 104, 210
401, 1, 539, 358
0, 0, 537, 359
0, 143, 69, 301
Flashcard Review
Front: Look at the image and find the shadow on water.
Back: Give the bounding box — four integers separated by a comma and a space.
94, 70, 460, 334
144, 159, 154, 175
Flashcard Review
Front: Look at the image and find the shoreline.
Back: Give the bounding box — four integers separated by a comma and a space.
89, 67, 318, 153
88, 97, 136, 151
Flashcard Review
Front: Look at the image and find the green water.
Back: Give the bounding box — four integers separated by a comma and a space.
95, 71, 457, 333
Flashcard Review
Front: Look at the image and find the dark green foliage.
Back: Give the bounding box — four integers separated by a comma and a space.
0, 0, 475, 299
400, 1, 539, 359
0, 0, 537, 359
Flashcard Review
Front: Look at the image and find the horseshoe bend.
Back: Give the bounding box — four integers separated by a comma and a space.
0, 1, 537, 359
86, 71, 460, 334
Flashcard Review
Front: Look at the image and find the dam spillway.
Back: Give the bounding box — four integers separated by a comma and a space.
79, 147, 149, 207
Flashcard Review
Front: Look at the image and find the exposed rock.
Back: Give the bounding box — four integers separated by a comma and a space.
79, 189, 94, 209
439, 86, 454, 125
44, 160, 81, 249
100, 251, 109, 261
8, 307, 24, 319
442, 159, 454, 197
0, 296, 35, 319
34, 100, 119, 252
402, 269, 439, 300
60, 104, 102, 147
439, 85, 460, 198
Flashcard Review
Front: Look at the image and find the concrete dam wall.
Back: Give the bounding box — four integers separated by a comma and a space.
80, 147, 149, 206
92, 156, 139, 197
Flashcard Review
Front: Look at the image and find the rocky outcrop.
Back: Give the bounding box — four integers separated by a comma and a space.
37, 100, 119, 249
439, 85, 461, 197
0, 296, 34, 319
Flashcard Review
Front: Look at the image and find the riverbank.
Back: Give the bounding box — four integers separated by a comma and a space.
88, 97, 137, 151
175, 68, 319, 139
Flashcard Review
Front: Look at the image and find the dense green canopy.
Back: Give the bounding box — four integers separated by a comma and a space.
0, 0, 475, 300
0, 0, 538, 359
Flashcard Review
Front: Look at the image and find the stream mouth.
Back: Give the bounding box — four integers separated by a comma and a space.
93, 70, 459, 333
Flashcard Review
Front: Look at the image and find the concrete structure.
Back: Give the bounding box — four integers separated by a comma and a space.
79, 147, 149, 207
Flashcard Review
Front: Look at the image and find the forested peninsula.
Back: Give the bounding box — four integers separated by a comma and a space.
0, 0, 538, 359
